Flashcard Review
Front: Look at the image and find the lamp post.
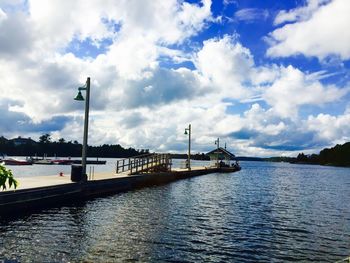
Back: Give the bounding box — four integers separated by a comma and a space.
74, 77, 90, 179
184, 124, 191, 171
215, 137, 220, 168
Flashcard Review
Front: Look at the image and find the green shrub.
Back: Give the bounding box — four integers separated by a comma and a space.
0, 163, 18, 190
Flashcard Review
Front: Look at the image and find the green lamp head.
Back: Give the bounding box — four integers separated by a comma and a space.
184, 129, 188, 135
74, 90, 84, 101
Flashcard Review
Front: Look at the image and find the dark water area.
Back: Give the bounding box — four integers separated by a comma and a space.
0, 161, 349, 262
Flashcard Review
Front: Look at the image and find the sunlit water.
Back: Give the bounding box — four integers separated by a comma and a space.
1, 161, 349, 262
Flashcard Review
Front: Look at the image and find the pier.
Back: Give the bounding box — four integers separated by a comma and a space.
0, 154, 240, 215
115, 153, 172, 175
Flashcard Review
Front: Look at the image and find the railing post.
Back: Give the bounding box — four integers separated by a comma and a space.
122, 159, 125, 172
167, 154, 170, 170
116, 161, 119, 174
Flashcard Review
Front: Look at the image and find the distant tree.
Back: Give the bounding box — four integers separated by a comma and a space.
39, 133, 51, 144
58, 138, 66, 144
296, 153, 308, 162
308, 154, 319, 164
0, 163, 18, 190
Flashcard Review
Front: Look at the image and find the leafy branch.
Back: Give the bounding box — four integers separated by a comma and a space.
0, 163, 18, 190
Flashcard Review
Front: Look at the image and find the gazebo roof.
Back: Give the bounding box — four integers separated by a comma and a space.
206, 147, 236, 159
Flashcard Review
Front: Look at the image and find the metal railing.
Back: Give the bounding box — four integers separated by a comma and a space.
115, 153, 172, 175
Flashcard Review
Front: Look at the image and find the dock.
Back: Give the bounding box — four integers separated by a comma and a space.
0, 153, 240, 215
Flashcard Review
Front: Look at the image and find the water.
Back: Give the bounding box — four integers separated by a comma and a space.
5, 157, 118, 177
0, 161, 349, 262
6, 158, 206, 177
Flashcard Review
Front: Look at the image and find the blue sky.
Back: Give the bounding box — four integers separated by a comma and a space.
0, 0, 349, 157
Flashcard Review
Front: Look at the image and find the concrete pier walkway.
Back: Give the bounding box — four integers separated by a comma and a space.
5, 166, 210, 191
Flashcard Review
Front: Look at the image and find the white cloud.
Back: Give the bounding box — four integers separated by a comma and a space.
108, 67, 205, 110
234, 8, 269, 23
262, 65, 348, 118
0, 7, 6, 22
267, 0, 350, 60
0, 11, 34, 57
241, 104, 286, 136
195, 35, 254, 99
306, 112, 350, 143
28, 0, 212, 52
274, 0, 329, 25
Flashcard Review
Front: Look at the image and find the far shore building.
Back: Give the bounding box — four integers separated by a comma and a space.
9, 136, 37, 146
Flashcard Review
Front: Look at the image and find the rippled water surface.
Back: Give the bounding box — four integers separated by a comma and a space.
1, 161, 349, 262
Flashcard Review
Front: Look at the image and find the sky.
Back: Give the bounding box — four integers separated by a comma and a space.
0, 0, 349, 157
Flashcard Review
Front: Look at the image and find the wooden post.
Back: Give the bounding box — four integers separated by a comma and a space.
130, 159, 133, 174
122, 159, 125, 172
116, 161, 119, 174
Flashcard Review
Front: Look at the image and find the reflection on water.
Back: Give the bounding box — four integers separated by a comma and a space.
0, 161, 349, 262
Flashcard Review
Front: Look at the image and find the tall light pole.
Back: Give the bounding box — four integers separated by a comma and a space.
184, 124, 191, 171
74, 77, 90, 179
215, 137, 220, 168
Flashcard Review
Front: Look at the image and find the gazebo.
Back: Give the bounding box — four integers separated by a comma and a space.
206, 147, 236, 168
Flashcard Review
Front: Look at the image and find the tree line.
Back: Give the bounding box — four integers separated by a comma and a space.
292, 142, 350, 167
0, 134, 149, 158
264, 142, 350, 167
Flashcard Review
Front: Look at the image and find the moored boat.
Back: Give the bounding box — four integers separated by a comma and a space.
33, 159, 54, 165
218, 164, 241, 173
52, 159, 74, 165
3, 158, 33, 165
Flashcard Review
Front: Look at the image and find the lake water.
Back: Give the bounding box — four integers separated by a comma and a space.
0, 161, 349, 262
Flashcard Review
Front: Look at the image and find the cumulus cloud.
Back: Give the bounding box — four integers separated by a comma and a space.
0, 99, 71, 136
267, 0, 350, 60
27, 0, 212, 52
112, 67, 205, 109
195, 35, 255, 99
262, 65, 348, 118
306, 112, 350, 143
227, 103, 333, 154
0, 11, 34, 57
